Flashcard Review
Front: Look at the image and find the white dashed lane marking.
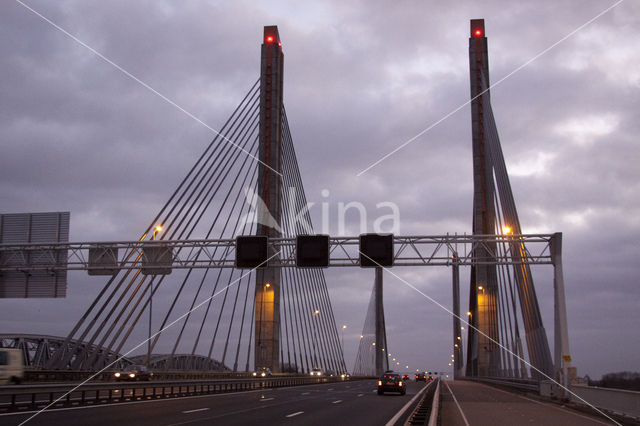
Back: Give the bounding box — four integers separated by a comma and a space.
286, 411, 304, 418
182, 408, 210, 414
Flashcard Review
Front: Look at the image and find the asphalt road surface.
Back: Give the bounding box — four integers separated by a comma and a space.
1, 379, 425, 426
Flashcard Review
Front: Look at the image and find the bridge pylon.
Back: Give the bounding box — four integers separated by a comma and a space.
465, 19, 554, 380
254, 25, 284, 373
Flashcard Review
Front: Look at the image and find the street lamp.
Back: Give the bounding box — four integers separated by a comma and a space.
147, 225, 163, 367
312, 309, 320, 368
341, 325, 347, 351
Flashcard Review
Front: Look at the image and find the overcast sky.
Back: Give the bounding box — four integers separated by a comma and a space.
1, 0, 638, 380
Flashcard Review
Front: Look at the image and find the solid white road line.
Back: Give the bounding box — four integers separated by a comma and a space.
301, 392, 310, 395
285, 411, 304, 418
332, 400, 342, 404
444, 381, 470, 426
181, 408, 210, 414
357, 393, 364, 397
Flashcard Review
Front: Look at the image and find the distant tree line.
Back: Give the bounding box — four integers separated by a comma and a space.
586, 371, 640, 391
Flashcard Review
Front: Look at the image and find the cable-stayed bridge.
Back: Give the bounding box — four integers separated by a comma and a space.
2, 20, 622, 426
0, 20, 569, 383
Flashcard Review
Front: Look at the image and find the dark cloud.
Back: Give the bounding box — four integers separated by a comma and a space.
0, 0, 638, 379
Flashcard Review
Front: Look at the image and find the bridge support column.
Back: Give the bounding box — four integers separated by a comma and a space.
551, 233, 572, 393
255, 26, 284, 373
374, 267, 388, 376
467, 18, 501, 378
452, 256, 464, 379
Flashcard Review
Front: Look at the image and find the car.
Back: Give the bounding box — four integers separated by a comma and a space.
378, 372, 406, 395
427, 375, 434, 382
309, 368, 323, 376
340, 373, 351, 380
252, 367, 272, 377
415, 373, 426, 382
0, 348, 24, 385
402, 374, 410, 381
114, 364, 153, 381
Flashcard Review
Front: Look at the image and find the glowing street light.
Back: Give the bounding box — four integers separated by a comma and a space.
152, 225, 163, 240
147, 224, 163, 367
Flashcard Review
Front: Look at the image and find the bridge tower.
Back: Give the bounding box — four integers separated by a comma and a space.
255, 25, 284, 373
467, 19, 501, 377
465, 19, 554, 379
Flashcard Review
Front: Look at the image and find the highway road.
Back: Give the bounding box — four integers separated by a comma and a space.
439, 380, 615, 425
0, 379, 425, 426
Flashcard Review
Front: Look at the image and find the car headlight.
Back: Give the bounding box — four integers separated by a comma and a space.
252, 372, 257, 376
114, 372, 120, 378
129, 373, 135, 378
261, 372, 266, 377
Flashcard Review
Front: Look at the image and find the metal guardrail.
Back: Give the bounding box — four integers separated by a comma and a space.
0, 376, 354, 413
568, 384, 640, 422
23, 369, 257, 383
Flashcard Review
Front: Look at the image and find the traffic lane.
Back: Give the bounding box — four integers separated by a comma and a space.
164, 379, 414, 426
0, 380, 383, 426
220, 380, 425, 426
0, 384, 292, 426
440, 380, 613, 426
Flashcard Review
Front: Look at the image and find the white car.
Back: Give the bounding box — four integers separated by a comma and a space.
310, 368, 322, 376
252, 367, 272, 377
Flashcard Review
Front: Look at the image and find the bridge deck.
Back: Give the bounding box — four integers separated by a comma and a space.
439, 381, 609, 426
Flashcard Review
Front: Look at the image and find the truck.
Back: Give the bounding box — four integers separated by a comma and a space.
0, 348, 24, 384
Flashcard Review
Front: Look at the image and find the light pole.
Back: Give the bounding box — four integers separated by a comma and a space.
341, 325, 347, 354
312, 309, 320, 368
148, 225, 162, 367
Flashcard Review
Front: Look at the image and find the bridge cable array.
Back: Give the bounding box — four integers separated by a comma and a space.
465, 71, 554, 379
45, 79, 345, 374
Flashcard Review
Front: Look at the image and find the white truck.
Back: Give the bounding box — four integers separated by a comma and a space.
0, 348, 24, 384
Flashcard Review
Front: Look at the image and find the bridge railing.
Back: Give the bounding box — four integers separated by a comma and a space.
540, 381, 640, 422
467, 376, 539, 392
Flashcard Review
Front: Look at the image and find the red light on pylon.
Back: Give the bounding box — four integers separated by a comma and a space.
266, 35, 274, 43
474, 29, 483, 37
